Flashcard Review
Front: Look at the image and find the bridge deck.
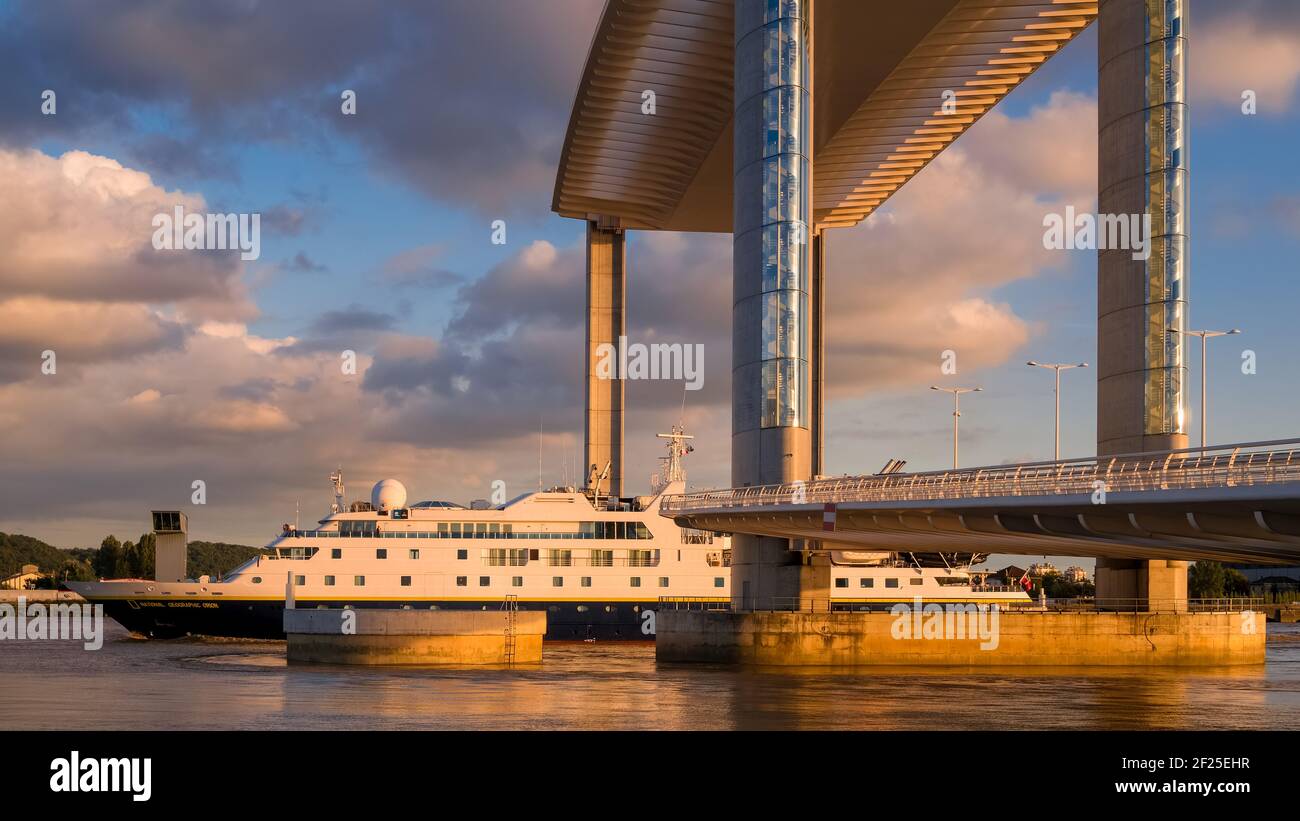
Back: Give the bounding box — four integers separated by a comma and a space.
661, 440, 1300, 563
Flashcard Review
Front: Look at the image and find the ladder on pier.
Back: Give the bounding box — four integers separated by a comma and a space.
501, 595, 518, 664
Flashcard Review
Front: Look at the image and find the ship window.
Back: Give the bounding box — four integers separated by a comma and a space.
252, 577, 263, 584
479, 576, 490, 587
714, 577, 725, 588
591, 549, 613, 567
325, 575, 335, 586
502, 524, 512, 534
354, 576, 365, 586
294, 575, 305, 586
885, 578, 899, 589
552, 577, 563, 587
630, 577, 641, 588
376, 548, 387, 559
629, 549, 653, 567
438, 523, 449, 534
409, 549, 419, 560
457, 549, 467, 560
636, 522, 651, 539
909, 578, 923, 586
581, 577, 592, 588
476, 523, 488, 535
331, 548, 341, 559
576, 605, 589, 613
549, 549, 572, 567
400, 576, 411, 587
456, 576, 467, 587
860, 578, 873, 588
451, 523, 462, 535
658, 577, 669, 588
529, 549, 540, 561
835, 578, 848, 588
489, 523, 500, 534
512, 576, 523, 587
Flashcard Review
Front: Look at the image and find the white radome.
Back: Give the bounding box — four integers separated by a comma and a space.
371, 479, 408, 512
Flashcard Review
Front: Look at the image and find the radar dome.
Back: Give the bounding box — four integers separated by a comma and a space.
371, 479, 408, 513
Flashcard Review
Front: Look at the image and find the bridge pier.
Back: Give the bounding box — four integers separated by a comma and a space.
1095, 0, 1191, 609
1095, 558, 1188, 612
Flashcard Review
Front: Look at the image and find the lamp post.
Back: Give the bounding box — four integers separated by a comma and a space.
1026, 361, 1089, 461
929, 386, 982, 469
1168, 328, 1242, 448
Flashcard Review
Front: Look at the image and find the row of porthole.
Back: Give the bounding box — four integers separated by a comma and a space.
330, 604, 643, 614
257, 575, 727, 589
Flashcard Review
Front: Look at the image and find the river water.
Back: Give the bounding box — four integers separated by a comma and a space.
2, 622, 1299, 730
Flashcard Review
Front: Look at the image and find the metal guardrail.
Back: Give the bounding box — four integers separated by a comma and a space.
657, 596, 1263, 615
661, 438, 1300, 514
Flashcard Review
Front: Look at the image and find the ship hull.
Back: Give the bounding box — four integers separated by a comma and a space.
96, 597, 668, 641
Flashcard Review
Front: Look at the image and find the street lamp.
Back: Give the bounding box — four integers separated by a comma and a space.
929, 385, 982, 469
1167, 327, 1242, 448
1026, 361, 1089, 461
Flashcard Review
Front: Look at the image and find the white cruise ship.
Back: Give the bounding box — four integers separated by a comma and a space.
70, 430, 1029, 640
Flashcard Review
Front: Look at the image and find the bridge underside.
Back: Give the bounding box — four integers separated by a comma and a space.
673, 486, 1300, 564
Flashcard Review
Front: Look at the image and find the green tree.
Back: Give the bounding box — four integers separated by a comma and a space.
1041, 571, 1096, 599
1189, 561, 1227, 598
1224, 568, 1251, 597
94, 535, 121, 579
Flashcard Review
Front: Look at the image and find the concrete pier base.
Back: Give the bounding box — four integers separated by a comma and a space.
657, 609, 1265, 667
285, 609, 545, 665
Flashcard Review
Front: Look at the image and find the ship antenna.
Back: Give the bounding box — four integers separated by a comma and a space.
329, 468, 345, 514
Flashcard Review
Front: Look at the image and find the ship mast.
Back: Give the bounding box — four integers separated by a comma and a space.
656, 425, 694, 484
329, 468, 345, 514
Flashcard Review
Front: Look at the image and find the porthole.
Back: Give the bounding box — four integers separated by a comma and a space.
576, 605, 589, 613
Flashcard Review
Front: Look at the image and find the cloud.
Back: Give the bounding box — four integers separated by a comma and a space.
376, 244, 463, 289
1192, 4, 1300, 114
280, 251, 328, 274
0, 0, 604, 215
0, 148, 254, 316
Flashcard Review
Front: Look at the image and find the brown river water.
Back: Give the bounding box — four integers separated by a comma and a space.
2, 621, 1299, 730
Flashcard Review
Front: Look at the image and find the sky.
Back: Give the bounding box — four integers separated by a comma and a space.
1, 0, 1298, 562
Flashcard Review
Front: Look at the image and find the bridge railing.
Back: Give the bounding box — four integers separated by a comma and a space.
657, 596, 1264, 615
661, 438, 1300, 513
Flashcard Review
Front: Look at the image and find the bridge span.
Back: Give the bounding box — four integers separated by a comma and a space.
661, 440, 1300, 565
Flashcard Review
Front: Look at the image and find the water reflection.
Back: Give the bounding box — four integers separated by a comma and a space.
0, 623, 1295, 730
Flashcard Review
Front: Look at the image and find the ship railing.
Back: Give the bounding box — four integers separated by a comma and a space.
656, 596, 1264, 615
660, 438, 1300, 514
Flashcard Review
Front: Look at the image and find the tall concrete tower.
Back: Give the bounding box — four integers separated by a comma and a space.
585, 219, 626, 500
731, 0, 826, 607
1096, 0, 1190, 605
1097, 0, 1188, 457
